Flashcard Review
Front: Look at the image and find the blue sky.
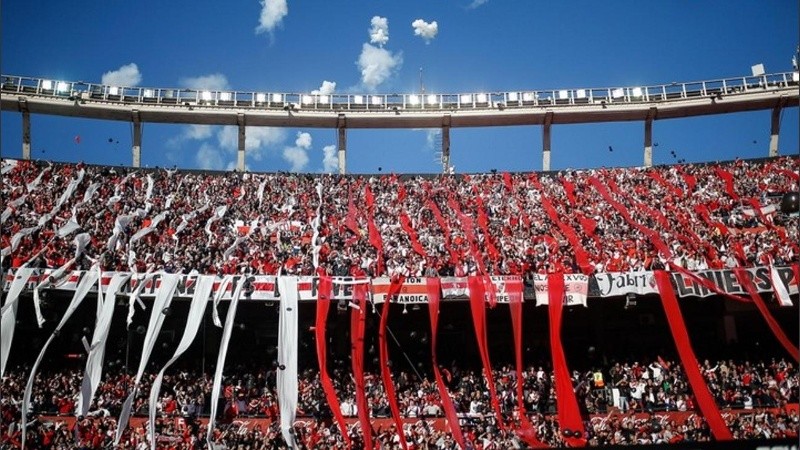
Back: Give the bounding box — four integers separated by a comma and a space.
1, 0, 798, 174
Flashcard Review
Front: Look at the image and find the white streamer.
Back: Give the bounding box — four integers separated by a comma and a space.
277, 276, 299, 448
211, 275, 234, 328
1, 267, 36, 377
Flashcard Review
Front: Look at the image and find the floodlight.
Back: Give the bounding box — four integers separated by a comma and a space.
427, 94, 437, 105
319, 95, 329, 104
575, 89, 587, 99
522, 92, 535, 102
219, 92, 231, 101
476, 93, 488, 103
408, 94, 420, 105
558, 90, 569, 100
371, 95, 382, 105
793, 72, 799, 82
57, 82, 69, 93
632, 87, 643, 97
143, 89, 155, 98
508, 92, 518, 102
256, 93, 266, 103
272, 93, 283, 103
41, 80, 53, 90
751, 63, 765, 77
612, 88, 624, 99
353, 95, 364, 104
201, 91, 212, 101
302, 95, 313, 105
460, 94, 472, 104
109, 86, 119, 96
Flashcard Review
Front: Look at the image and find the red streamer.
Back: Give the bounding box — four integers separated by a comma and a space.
378, 277, 410, 450
714, 167, 739, 200
426, 278, 467, 449
654, 271, 733, 440
350, 283, 373, 448
467, 276, 505, 429
547, 273, 587, 447
315, 276, 351, 448
733, 268, 799, 362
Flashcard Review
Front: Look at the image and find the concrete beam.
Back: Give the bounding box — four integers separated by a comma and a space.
542, 112, 553, 171
644, 107, 657, 167
22, 108, 31, 160
337, 114, 347, 175
769, 104, 782, 157
237, 113, 246, 171
131, 110, 141, 168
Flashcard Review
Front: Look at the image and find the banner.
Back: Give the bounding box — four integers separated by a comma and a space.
3, 265, 798, 304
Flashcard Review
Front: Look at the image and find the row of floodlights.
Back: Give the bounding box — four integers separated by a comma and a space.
39, 79, 648, 105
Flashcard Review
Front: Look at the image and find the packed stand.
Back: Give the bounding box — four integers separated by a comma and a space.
2, 156, 798, 278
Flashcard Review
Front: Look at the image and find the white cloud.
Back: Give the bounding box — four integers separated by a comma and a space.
311, 80, 336, 95
179, 73, 230, 90
218, 126, 287, 161
282, 132, 312, 172
425, 129, 440, 149
196, 143, 224, 170
357, 43, 403, 91
467, 0, 489, 9
322, 145, 338, 173
101, 63, 142, 86
369, 16, 389, 46
168, 125, 215, 148
256, 0, 288, 35
225, 160, 251, 172
412, 19, 439, 43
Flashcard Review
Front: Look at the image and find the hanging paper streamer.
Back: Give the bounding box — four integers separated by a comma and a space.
654, 271, 733, 440
547, 273, 587, 447
115, 274, 180, 445
22, 269, 100, 449
350, 282, 373, 449
77, 272, 132, 417
1, 267, 36, 377
148, 275, 215, 449
426, 278, 467, 449
467, 276, 505, 429
314, 276, 351, 448
277, 276, 300, 449
378, 276, 410, 450
206, 277, 245, 448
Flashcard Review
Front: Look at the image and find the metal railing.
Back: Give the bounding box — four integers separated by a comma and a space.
2, 72, 798, 113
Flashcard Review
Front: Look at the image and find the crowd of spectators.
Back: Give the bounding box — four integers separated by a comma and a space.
2, 156, 798, 278
1, 357, 797, 448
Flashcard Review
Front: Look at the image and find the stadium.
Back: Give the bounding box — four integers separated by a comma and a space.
1, 2, 799, 450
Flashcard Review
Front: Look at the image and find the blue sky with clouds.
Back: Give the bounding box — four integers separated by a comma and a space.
1, 0, 797, 174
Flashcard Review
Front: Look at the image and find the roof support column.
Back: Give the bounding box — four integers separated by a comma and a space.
769, 104, 782, 157
131, 110, 141, 168
542, 112, 553, 171
337, 114, 346, 175
644, 107, 656, 168
442, 115, 451, 174
237, 114, 246, 171
21, 108, 31, 160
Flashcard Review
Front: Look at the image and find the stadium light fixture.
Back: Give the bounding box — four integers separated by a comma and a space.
558, 90, 569, 100
41, 80, 53, 90
522, 92, 535, 102
353, 95, 364, 104
408, 94, 420, 105
109, 86, 119, 96
612, 88, 624, 99
427, 94, 437, 105
576, 89, 587, 99
272, 93, 283, 103
219, 92, 232, 101
476, 93, 488, 103
460, 94, 472, 104
751, 63, 765, 77
56, 82, 69, 93
507, 92, 518, 102
256, 93, 266, 103
632, 87, 643, 97
302, 95, 313, 105
143, 89, 155, 98
371, 95, 382, 105
319, 94, 330, 104
201, 91, 212, 101
793, 72, 800, 82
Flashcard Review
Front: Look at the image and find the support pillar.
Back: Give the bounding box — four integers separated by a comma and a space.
131, 110, 141, 168
769, 104, 781, 157
22, 109, 31, 160
337, 114, 346, 175
441, 125, 451, 173
237, 113, 246, 172
644, 107, 656, 168
542, 112, 553, 171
